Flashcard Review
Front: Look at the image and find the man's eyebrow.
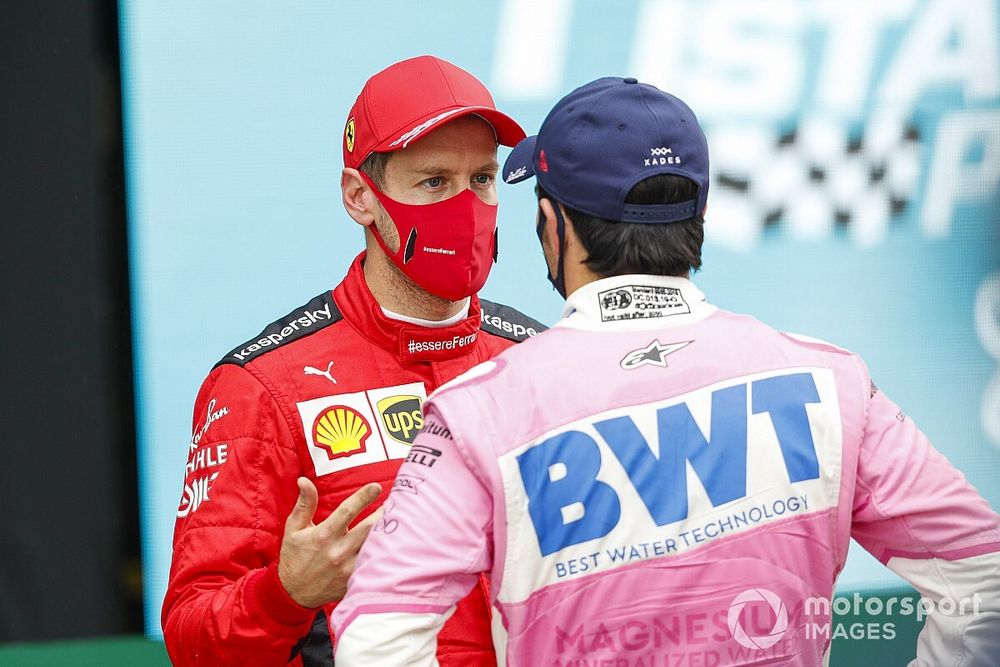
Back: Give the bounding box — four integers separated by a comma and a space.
410, 160, 500, 175
410, 164, 453, 175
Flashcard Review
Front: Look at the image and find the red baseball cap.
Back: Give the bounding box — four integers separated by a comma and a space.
343, 55, 526, 169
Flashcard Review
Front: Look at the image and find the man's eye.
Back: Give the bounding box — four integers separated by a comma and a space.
424, 177, 443, 188
474, 174, 494, 185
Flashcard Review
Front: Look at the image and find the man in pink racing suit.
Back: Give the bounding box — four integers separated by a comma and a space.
332, 77, 1000, 665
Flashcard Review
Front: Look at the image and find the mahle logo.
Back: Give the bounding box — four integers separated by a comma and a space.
312, 405, 371, 460
378, 394, 424, 445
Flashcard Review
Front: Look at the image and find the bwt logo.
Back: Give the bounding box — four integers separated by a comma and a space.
516, 372, 823, 556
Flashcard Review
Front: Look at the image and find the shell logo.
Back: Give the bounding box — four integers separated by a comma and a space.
312, 405, 370, 460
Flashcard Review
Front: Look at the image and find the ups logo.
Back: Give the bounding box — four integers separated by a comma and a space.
377, 394, 424, 445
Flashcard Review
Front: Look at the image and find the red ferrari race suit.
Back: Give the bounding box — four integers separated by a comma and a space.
162, 252, 545, 666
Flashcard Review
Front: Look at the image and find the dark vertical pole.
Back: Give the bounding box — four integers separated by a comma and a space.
0, 0, 139, 639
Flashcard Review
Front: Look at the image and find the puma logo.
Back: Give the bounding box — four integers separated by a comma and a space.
304, 361, 337, 384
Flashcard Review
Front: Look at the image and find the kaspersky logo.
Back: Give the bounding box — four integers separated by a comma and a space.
378, 395, 424, 445
312, 405, 371, 460
232, 302, 333, 362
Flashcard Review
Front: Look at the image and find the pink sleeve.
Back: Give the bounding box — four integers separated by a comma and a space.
332, 403, 493, 665
851, 385, 1000, 563
852, 381, 1000, 665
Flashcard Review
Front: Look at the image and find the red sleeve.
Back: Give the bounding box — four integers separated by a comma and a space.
162, 364, 317, 667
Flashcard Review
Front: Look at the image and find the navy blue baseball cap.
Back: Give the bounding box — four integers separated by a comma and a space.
503, 77, 709, 224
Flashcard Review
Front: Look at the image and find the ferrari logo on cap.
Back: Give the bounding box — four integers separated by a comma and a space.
312, 405, 370, 460
345, 118, 356, 153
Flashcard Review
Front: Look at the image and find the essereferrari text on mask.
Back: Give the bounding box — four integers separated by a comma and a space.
360, 171, 499, 302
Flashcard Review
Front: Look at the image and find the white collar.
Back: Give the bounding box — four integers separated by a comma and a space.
381, 298, 471, 328
557, 274, 716, 331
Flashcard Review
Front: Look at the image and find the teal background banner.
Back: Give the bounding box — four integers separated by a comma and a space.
120, 0, 1000, 639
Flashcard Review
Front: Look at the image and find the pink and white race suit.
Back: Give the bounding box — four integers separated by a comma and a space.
332, 275, 1000, 666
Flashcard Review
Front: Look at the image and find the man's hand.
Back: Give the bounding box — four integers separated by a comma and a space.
278, 478, 382, 608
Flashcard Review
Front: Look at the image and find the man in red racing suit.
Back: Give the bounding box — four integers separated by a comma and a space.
161, 55, 544, 666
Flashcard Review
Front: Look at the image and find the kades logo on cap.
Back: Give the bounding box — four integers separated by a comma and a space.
377, 394, 424, 445
645, 146, 682, 167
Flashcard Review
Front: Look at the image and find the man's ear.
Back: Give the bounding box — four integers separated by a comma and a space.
537, 197, 563, 279
539, 198, 582, 252
558, 203, 581, 253
537, 197, 560, 253
341, 168, 377, 228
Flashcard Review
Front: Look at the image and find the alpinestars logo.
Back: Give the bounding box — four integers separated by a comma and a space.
620, 339, 692, 369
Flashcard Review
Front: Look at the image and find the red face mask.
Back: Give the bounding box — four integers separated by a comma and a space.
359, 172, 499, 301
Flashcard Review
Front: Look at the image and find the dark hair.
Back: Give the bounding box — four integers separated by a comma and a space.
538, 174, 704, 277
359, 151, 392, 187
